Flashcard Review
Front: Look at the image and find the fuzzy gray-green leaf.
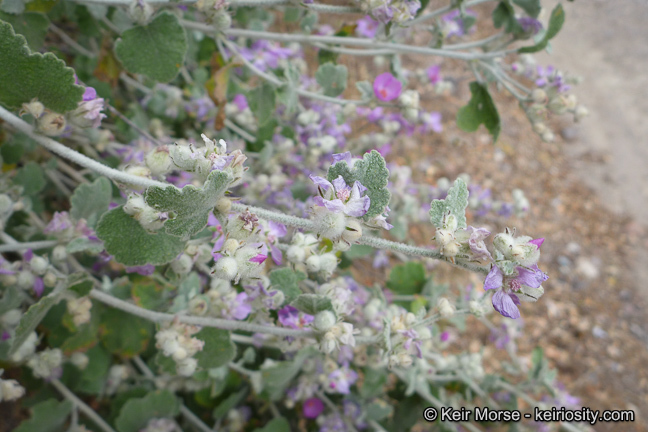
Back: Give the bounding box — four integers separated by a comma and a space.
95, 206, 186, 266
114, 12, 187, 82
429, 178, 469, 230
0, 19, 84, 112
115, 390, 180, 432
315, 62, 348, 97
70, 177, 112, 227
144, 169, 232, 240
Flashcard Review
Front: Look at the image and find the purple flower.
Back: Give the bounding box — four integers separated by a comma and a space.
484, 264, 548, 319
303, 398, 325, 419
466, 226, 492, 260
126, 264, 156, 276
44, 211, 73, 234
356, 16, 380, 38
420, 111, 443, 133
373, 72, 402, 102
427, 64, 442, 84
278, 305, 314, 329
518, 17, 543, 35
232, 94, 249, 111
370, 0, 394, 24
310, 175, 370, 217
222, 292, 252, 320
327, 365, 358, 394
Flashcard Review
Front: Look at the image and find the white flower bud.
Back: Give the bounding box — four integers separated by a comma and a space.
1, 309, 22, 327
320, 331, 337, 354
71, 352, 89, 370
17, 271, 35, 290
286, 245, 305, 264
172, 347, 188, 361
541, 131, 555, 142
305, 255, 321, 273
212, 257, 238, 281
171, 254, 193, 275
319, 253, 338, 275
363, 299, 381, 321
398, 352, 413, 368
405, 312, 416, 326
213, 10, 232, 31
128, 0, 154, 25
575, 105, 589, 121
533, 122, 548, 134
215, 197, 232, 214
442, 241, 460, 257
144, 146, 172, 176
177, 358, 198, 377
312, 207, 346, 240
37, 112, 66, 136
43, 272, 57, 288
29, 256, 48, 276
0, 379, 25, 401
437, 297, 455, 317
435, 229, 454, 247
531, 89, 547, 103
52, 245, 67, 263
341, 219, 363, 245
0, 194, 13, 215
189, 297, 209, 316
313, 310, 336, 331
469, 300, 484, 317
20, 100, 44, 119
223, 239, 240, 255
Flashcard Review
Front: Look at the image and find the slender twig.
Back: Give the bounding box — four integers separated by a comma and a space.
50, 379, 118, 432
183, 22, 513, 61
408, 0, 495, 26
106, 104, 164, 146
74, 0, 361, 13
224, 119, 256, 142
0, 240, 58, 253
49, 24, 96, 58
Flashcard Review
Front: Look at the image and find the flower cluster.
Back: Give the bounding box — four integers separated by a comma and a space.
155, 320, 205, 376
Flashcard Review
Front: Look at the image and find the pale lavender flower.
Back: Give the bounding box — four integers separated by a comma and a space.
484, 264, 548, 319
44, 211, 73, 234
222, 292, 252, 320
427, 64, 442, 84
420, 111, 443, 133
356, 16, 380, 38
126, 264, 156, 276
518, 17, 543, 35
373, 72, 402, 102
370, 0, 394, 24
310, 175, 370, 217
278, 305, 314, 329
232, 94, 248, 111
327, 365, 358, 394
466, 226, 492, 260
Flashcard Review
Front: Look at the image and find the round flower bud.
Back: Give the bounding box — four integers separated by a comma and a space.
215, 197, 232, 214
17, 271, 35, 290
541, 131, 555, 142
363, 299, 381, 321
20, 100, 44, 119
172, 347, 188, 361
213, 10, 232, 31
144, 146, 172, 176
320, 331, 337, 354
442, 241, 460, 257
71, 352, 89, 370
531, 89, 547, 104
469, 300, 484, 317
43, 272, 57, 288
0, 379, 25, 401
171, 254, 193, 275
341, 219, 363, 245
52, 245, 67, 263
29, 256, 48, 276
223, 239, 240, 255
533, 122, 548, 134
313, 310, 336, 332
286, 245, 306, 264
1, 309, 22, 327
177, 358, 198, 377
128, 0, 154, 25
37, 112, 66, 136
189, 296, 209, 316
437, 297, 455, 317
0, 194, 12, 216
435, 229, 454, 247
319, 254, 338, 275
312, 207, 347, 240
398, 352, 414, 368
575, 105, 589, 122
213, 257, 238, 280
305, 255, 321, 273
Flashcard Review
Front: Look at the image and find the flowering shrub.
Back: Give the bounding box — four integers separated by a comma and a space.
0, 0, 590, 431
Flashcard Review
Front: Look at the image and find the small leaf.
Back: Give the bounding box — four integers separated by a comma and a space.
327, 150, 391, 220
131, 279, 166, 310
315, 62, 348, 97
0, 0, 25, 14
213, 387, 248, 420
193, 327, 236, 369
15, 399, 73, 432
0, 11, 49, 50
429, 178, 469, 230
269, 268, 305, 305
9, 292, 61, 357
95, 206, 186, 266
75, 344, 111, 394
114, 11, 187, 82
144, 169, 232, 240
253, 418, 291, 432
67, 272, 93, 297
456, 81, 501, 142
0, 19, 84, 112
261, 348, 315, 401
512, 0, 541, 18
66, 237, 105, 254
0, 286, 22, 316
115, 390, 181, 432
519, 4, 565, 53
355, 81, 374, 100
365, 400, 393, 421
492, 2, 523, 34
14, 161, 45, 196
290, 293, 334, 316
248, 82, 276, 127
361, 367, 388, 399
99, 307, 153, 358
70, 177, 112, 227
386, 262, 426, 296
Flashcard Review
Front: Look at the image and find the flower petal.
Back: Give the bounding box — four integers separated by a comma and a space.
492, 290, 520, 319
484, 265, 503, 290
